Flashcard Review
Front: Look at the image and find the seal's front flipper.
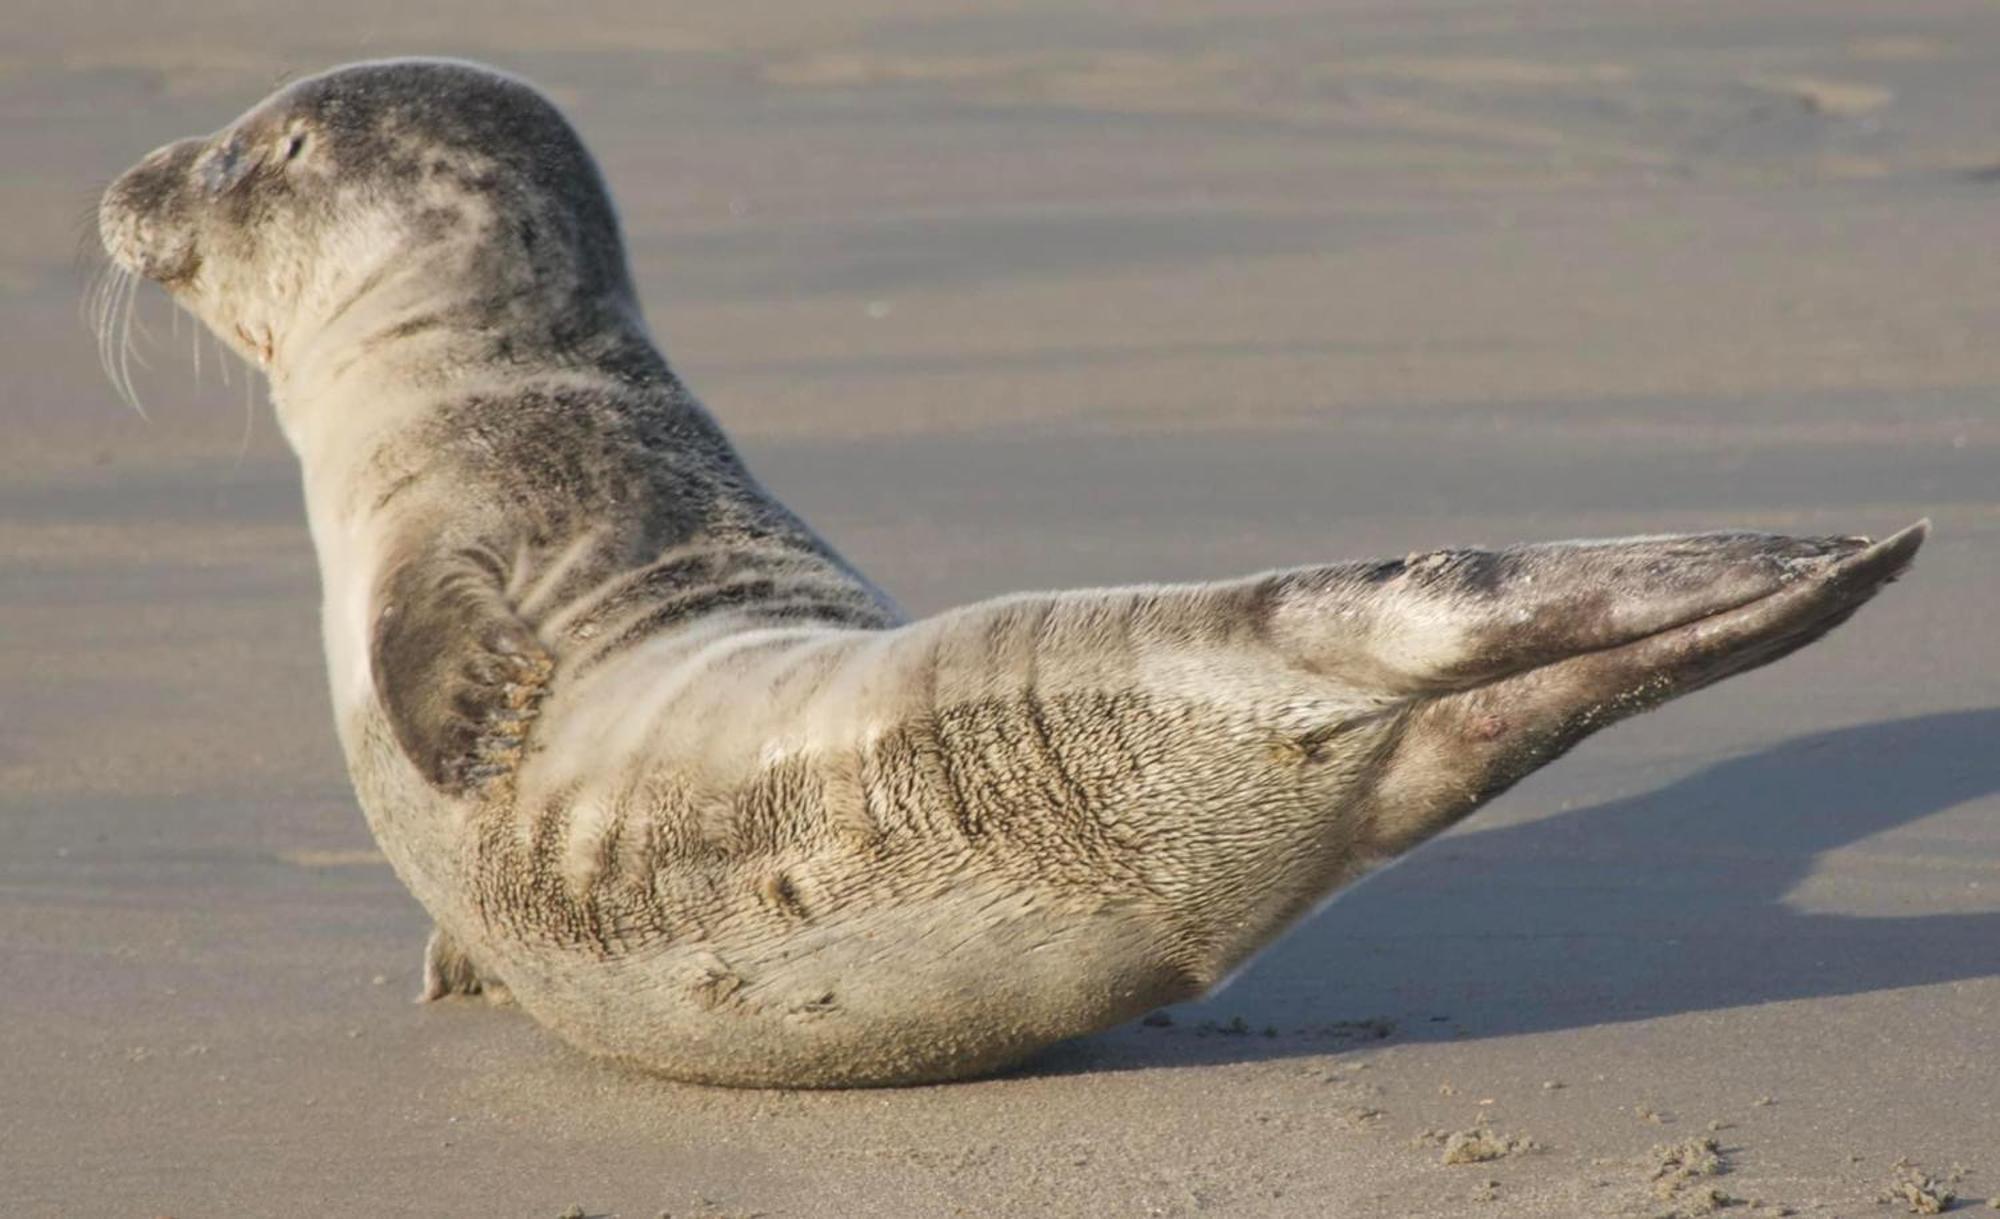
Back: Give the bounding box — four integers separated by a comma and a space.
420, 925, 514, 1005
371, 545, 554, 796
420, 925, 483, 1001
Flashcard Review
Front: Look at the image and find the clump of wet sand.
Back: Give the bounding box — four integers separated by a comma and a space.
1661, 1186, 1736, 1217
1877, 1158, 1960, 1214
1648, 1135, 1736, 1217
1413, 1126, 1540, 1166
1652, 1136, 1727, 1187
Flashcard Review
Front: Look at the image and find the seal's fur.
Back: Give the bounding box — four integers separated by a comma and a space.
101, 59, 1925, 1086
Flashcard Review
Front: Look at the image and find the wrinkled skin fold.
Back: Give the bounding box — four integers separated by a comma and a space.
99, 58, 1927, 1087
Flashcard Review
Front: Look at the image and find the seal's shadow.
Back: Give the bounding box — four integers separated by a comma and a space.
1034, 708, 2000, 1076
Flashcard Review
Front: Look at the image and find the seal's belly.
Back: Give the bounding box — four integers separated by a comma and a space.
488, 870, 1191, 1087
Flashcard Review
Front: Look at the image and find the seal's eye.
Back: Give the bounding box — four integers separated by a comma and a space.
283, 132, 308, 163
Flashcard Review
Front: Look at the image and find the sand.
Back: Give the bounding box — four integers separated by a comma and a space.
2, 1, 1996, 1215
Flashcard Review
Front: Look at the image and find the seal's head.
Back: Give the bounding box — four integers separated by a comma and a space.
99, 58, 635, 379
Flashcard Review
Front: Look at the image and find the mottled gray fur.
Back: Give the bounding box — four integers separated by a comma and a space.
99, 59, 1925, 1087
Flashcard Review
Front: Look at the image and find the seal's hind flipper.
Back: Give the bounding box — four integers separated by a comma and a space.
371, 545, 553, 796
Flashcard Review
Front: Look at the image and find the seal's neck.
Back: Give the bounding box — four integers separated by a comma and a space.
267, 249, 652, 465
280, 259, 641, 386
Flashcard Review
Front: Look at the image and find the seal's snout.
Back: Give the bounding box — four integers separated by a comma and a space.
99, 137, 205, 284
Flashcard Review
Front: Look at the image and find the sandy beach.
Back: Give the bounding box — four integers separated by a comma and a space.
2, 1, 1996, 1214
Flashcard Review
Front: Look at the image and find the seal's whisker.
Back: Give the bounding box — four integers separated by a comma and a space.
232, 366, 257, 470
116, 271, 151, 421
114, 273, 139, 413
79, 260, 109, 336
69, 195, 109, 282
103, 271, 127, 412
94, 267, 127, 410
108, 270, 133, 413
88, 264, 110, 369
128, 316, 156, 373
83, 267, 106, 380
130, 301, 161, 352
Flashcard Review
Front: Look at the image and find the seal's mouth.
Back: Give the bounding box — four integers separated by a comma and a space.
99, 205, 201, 289
153, 250, 202, 289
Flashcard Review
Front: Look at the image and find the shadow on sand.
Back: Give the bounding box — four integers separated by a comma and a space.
1036, 707, 2000, 1076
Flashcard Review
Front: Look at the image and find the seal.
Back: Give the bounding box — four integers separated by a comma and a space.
99, 58, 1928, 1088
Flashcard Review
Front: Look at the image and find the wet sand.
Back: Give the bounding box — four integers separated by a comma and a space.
2, 1, 1996, 1214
